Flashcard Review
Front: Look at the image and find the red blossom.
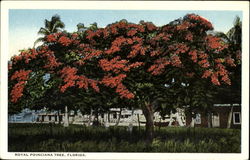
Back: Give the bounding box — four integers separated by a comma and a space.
10, 81, 26, 103
168, 43, 189, 55
187, 14, 213, 30
198, 59, 210, 68
225, 56, 236, 67
88, 79, 100, 92
99, 56, 129, 73
211, 73, 220, 85
176, 21, 191, 31
116, 83, 134, 99
148, 58, 170, 75
41, 50, 62, 69
46, 34, 57, 42
127, 29, 137, 36
171, 55, 182, 67
206, 35, 228, 52
60, 66, 100, 92
11, 70, 32, 81
58, 36, 72, 46
188, 50, 198, 63
101, 74, 127, 88
76, 76, 89, 90
185, 32, 193, 41
202, 70, 213, 78
82, 49, 103, 61
10, 69, 32, 103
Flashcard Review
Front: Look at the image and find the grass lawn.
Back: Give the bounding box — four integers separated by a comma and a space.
8, 123, 241, 152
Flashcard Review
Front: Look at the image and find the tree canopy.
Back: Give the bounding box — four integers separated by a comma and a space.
8, 14, 241, 142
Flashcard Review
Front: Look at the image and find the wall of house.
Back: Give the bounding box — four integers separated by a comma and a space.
186, 106, 241, 129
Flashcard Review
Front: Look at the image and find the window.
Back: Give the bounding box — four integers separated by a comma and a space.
233, 112, 241, 124
195, 113, 201, 124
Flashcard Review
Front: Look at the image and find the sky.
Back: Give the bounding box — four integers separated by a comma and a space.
9, 10, 242, 59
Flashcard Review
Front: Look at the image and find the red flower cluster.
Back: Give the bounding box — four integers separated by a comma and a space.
168, 43, 189, 55
215, 63, 231, 85
185, 32, 193, 41
150, 50, 161, 57
105, 36, 127, 54
88, 79, 100, 92
198, 59, 210, 68
76, 75, 89, 90
41, 50, 62, 69
187, 14, 213, 30
128, 44, 146, 58
10, 69, 32, 102
202, 70, 213, 78
188, 50, 198, 62
60, 66, 100, 92
101, 74, 126, 88
99, 56, 129, 73
45, 33, 62, 43
150, 33, 172, 45
225, 56, 236, 67
205, 35, 228, 52
86, 29, 102, 40
11, 70, 32, 81
211, 73, 220, 85
127, 37, 145, 58
140, 22, 157, 31
101, 74, 134, 99
60, 67, 79, 92
202, 63, 231, 85
10, 81, 26, 103
46, 34, 57, 42
171, 55, 182, 67
82, 49, 103, 61
148, 58, 170, 75
116, 83, 134, 99
127, 29, 137, 37
176, 21, 192, 31
58, 36, 72, 46
99, 56, 144, 73
12, 49, 38, 64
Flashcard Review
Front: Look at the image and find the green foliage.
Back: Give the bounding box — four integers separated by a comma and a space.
9, 124, 240, 152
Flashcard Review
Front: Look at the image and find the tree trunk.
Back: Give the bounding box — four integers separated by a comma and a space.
168, 110, 173, 126
190, 117, 195, 127
207, 112, 212, 128
115, 108, 122, 126
88, 109, 93, 126
63, 106, 69, 127
57, 110, 61, 124
142, 102, 154, 143
108, 112, 110, 123
137, 114, 140, 131
227, 104, 234, 128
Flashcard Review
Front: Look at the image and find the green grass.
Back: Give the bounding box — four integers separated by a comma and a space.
8, 123, 241, 152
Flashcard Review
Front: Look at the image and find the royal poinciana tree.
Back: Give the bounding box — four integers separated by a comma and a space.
8, 14, 239, 142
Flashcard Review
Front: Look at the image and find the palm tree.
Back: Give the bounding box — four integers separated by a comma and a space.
34, 14, 65, 47
215, 16, 241, 47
